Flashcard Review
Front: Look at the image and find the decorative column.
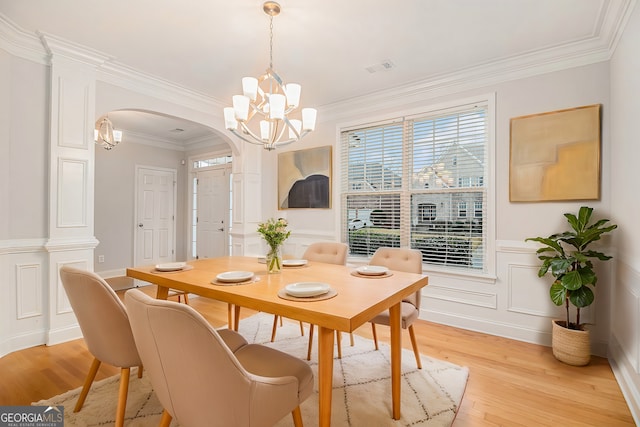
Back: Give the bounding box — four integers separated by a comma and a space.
41, 35, 107, 344
230, 142, 265, 256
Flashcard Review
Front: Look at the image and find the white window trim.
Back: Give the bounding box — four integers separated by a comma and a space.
334, 93, 496, 280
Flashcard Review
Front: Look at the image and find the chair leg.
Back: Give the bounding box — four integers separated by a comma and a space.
138, 365, 144, 378
408, 325, 422, 369
159, 409, 173, 427
307, 324, 315, 361
115, 367, 131, 427
371, 323, 379, 350
336, 331, 342, 359
271, 315, 279, 342
299, 321, 305, 336
183, 293, 189, 305
291, 406, 303, 427
74, 357, 101, 412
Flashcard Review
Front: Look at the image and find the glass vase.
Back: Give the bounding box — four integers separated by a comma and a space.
266, 246, 282, 274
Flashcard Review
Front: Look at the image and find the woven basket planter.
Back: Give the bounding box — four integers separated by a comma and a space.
551, 320, 591, 366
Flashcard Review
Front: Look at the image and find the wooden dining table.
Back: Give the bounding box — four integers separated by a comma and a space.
126, 256, 428, 427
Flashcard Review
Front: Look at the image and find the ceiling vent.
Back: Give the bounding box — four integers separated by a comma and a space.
366, 60, 396, 74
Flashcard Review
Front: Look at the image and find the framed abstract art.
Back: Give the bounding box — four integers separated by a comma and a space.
509, 104, 601, 202
278, 146, 332, 209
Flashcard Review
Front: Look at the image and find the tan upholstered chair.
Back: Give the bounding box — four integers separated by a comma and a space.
299, 242, 349, 360
368, 247, 424, 369
59, 266, 143, 427
125, 288, 314, 427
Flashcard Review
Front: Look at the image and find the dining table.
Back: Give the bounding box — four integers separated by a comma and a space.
126, 256, 428, 427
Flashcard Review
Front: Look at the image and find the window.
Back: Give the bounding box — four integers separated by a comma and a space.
418, 203, 436, 221
458, 202, 467, 218
341, 101, 490, 272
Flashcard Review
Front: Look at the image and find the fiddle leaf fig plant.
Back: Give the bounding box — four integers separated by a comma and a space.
526, 206, 617, 330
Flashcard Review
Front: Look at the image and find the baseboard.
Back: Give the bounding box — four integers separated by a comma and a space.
0, 330, 47, 358
609, 335, 640, 425
46, 324, 82, 346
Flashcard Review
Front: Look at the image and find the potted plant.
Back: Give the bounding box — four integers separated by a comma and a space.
526, 206, 617, 365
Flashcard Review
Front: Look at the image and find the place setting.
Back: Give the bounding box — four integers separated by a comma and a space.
277, 282, 337, 302
351, 265, 393, 278
152, 261, 193, 273
282, 259, 308, 268
211, 270, 260, 286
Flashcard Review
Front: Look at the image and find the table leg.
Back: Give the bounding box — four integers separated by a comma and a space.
318, 326, 335, 427
156, 286, 169, 300
389, 302, 401, 420
233, 305, 241, 332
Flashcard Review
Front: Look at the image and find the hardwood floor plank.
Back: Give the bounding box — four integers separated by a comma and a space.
0, 287, 635, 426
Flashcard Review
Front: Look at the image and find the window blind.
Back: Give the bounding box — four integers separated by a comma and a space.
341, 104, 488, 272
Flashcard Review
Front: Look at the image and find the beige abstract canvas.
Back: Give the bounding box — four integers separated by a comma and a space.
509, 104, 601, 202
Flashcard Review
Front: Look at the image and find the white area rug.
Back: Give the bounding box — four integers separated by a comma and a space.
35, 312, 468, 426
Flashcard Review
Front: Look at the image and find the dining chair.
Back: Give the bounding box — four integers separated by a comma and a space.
368, 247, 424, 369
297, 242, 350, 360
59, 266, 143, 427
125, 288, 314, 427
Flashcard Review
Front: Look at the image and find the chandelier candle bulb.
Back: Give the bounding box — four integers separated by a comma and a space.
232, 95, 250, 121
260, 121, 271, 141
242, 77, 258, 100
285, 83, 301, 108
224, 108, 238, 130
269, 94, 286, 119
302, 108, 317, 131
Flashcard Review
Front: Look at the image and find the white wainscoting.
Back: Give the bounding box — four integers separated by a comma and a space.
421, 240, 591, 349
610, 258, 640, 424
0, 240, 48, 357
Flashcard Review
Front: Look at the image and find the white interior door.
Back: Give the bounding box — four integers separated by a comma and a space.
135, 167, 176, 266
196, 168, 229, 258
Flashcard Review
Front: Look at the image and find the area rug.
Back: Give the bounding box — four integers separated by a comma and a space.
35, 312, 468, 426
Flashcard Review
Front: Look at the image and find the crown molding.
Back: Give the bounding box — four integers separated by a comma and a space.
0, 12, 225, 115
320, 0, 637, 121
0, 13, 47, 64
38, 31, 112, 66
96, 61, 225, 115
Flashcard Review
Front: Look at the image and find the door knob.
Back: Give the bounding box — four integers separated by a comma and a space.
138, 223, 143, 228
218, 227, 224, 231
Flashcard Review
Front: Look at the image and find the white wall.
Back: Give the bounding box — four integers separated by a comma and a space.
609, 1, 640, 421
0, 51, 48, 240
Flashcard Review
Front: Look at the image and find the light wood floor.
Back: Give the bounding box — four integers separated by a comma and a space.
0, 285, 635, 426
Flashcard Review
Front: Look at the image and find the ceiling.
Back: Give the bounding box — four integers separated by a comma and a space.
0, 0, 631, 147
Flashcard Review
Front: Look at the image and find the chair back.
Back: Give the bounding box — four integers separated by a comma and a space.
59, 266, 140, 368
370, 247, 423, 309
124, 289, 301, 427
303, 242, 348, 265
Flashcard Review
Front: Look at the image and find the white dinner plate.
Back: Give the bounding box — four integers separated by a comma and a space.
216, 271, 254, 283
355, 265, 389, 276
155, 262, 187, 272
285, 282, 330, 297
283, 259, 308, 267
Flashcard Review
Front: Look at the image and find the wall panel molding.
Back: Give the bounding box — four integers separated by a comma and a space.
15, 263, 42, 319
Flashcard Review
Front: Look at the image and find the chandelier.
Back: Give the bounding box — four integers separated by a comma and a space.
223, 1, 317, 151
94, 117, 122, 150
